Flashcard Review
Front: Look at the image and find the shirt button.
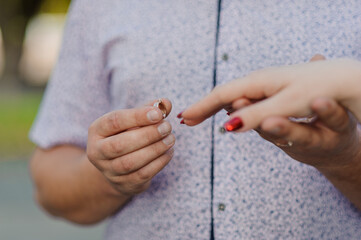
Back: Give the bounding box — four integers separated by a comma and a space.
222, 53, 229, 61
219, 126, 226, 134
218, 203, 226, 211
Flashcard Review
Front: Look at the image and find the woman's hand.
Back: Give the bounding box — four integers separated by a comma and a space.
178, 57, 361, 209
180, 58, 361, 131
86, 99, 175, 196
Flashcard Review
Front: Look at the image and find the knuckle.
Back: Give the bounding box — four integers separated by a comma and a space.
334, 114, 348, 128
103, 169, 116, 180
134, 107, 149, 126
136, 169, 152, 181
128, 182, 150, 195
107, 174, 124, 187
151, 142, 166, 156
299, 130, 315, 147
144, 128, 157, 143
117, 158, 134, 173
88, 121, 97, 135
103, 139, 124, 158
86, 146, 97, 161
135, 111, 145, 126
87, 140, 103, 162
106, 112, 121, 132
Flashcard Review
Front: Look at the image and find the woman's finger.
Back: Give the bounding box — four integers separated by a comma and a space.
225, 88, 311, 131
181, 69, 286, 124
180, 79, 246, 123
232, 98, 253, 110
223, 98, 253, 114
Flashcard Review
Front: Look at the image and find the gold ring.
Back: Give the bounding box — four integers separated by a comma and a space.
275, 140, 293, 147
153, 99, 167, 119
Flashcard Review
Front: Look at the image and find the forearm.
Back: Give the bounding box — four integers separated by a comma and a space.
30, 145, 130, 225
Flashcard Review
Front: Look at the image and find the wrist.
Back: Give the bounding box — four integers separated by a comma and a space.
82, 155, 133, 203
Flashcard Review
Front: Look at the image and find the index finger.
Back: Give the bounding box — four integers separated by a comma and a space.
181, 68, 288, 126
180, 77, 265, 125
180, 79, 247, 125
92, 106, 163, 137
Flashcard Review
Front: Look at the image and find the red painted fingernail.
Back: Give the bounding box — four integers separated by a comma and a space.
226, 112, 230, 116
177, 111, 184, 119
180, 119, 185, 124
224, 117, 243, 131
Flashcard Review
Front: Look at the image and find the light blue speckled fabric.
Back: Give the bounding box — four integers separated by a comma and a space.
30, 0, 361, 239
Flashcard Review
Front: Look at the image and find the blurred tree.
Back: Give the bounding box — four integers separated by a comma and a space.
39, 0, 70, 13
0, 0, 70, 87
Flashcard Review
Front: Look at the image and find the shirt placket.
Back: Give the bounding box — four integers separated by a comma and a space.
212, 0, 245, 238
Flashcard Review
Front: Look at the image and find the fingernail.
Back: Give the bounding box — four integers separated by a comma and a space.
167, 148, 175, 157
180, 119, 185, 124
163, 134, 175, 146
177, 111, 184, 119
227, 112, 230, 116
158, 122, 171, 136
147, 109, 162, 122
224, 117, 243, 131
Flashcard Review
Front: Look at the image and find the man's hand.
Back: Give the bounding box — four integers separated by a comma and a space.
30, 98, 175, 224
256, 97, 361, 210
87, 99, 175, 196
257, 97, 360, 168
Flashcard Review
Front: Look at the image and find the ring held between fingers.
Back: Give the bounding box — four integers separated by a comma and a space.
146, 98, 173, 118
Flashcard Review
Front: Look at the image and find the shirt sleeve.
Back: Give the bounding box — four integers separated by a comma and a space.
29, 0, 110, 149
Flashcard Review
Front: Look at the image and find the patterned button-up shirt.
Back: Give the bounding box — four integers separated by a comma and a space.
30, 0, 361, 239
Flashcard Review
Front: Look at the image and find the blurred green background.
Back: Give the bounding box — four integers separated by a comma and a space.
0, 0, 71, 159
0, 0, 106, 239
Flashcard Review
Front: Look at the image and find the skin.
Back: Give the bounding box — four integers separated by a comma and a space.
30, 99, 175, 224
181, 56, 361, 210
181, 57, 361, 130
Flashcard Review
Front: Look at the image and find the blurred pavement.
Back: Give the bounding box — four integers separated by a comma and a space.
0, 159, 106, 240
